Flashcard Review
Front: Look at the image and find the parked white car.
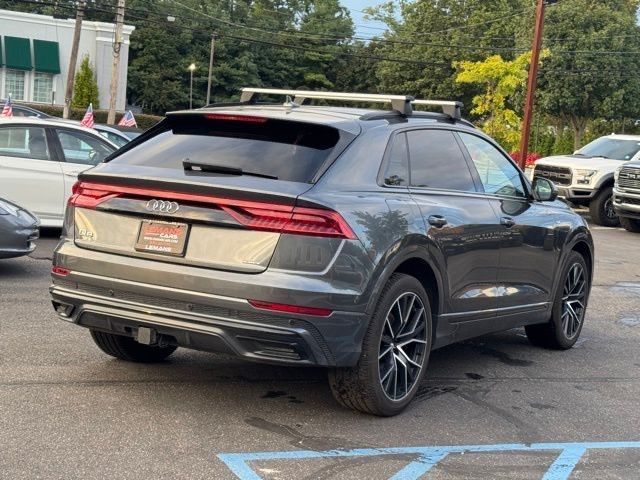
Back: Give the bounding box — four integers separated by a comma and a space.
0, 117, 118, 227
533, 134, 640, 226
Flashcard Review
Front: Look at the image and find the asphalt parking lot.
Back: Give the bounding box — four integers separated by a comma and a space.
1, 223, 639, 479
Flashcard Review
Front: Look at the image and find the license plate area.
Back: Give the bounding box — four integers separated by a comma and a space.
135, 220, 190, 256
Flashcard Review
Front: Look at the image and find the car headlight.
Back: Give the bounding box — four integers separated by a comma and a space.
574, 169, 597, 185
0, 199, 20, 216
614, 166, 622, 183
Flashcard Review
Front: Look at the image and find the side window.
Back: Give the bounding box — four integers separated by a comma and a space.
406, 129, 477, 192
458, 132, 526, 198
382, 133, 409, 186
56, 130, 115, 165
0, 126, 50, 161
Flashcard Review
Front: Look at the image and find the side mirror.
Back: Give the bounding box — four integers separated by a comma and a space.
532, 177, 558, 202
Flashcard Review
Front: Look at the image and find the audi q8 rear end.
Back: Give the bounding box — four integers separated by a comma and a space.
51, 90, 593, 416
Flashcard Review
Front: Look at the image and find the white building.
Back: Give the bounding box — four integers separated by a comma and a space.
0, 9, 134, 109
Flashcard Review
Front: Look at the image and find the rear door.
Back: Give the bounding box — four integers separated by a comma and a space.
405, 128, 503, 319
0, 124, 64, 221
457, 131, 560, 315
52, 127, 117, 202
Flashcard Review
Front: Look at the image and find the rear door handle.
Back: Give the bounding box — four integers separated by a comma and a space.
500, 217, 516, 228
428, 215, 448, 228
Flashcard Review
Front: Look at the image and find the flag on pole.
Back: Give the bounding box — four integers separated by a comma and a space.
118, 110, 137, 127
1, 96, 12, 117
80, 103, 95, 128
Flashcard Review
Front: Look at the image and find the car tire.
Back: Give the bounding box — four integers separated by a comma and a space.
328, 273, 432, 416
619, 216, 640, 233
90, 330, 177, 362
589, 187, 619, 227
525, 251, 589, 350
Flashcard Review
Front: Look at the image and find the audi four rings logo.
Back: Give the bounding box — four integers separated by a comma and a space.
146, 199, 180, 214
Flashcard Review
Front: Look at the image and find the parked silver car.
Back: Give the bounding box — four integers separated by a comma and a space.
0, 197, 39, 259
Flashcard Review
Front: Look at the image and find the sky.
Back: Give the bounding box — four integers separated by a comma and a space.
340, 0, 390, 38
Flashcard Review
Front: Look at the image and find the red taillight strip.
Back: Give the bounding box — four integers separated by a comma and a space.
205, 113, 268, 123
248, 300, 333, 317
52, 266, 71, 276
70, 182, 357, 239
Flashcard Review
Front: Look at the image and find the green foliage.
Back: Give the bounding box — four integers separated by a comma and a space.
536, 0, 640, 149
72, 56, 100, 109
455, 52, 534, 151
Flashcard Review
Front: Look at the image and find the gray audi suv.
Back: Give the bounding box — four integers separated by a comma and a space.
50, 88, 594, 416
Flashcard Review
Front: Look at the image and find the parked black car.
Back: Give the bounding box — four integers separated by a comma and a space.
50, 89, 594, 415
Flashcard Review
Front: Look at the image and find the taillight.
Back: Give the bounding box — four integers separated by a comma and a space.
220, 204, 356, 239
69, 182, 357, 240
248, 300, 332, 317
205, 113, 268, 123
52, 266, 71, 276
69, 182, 119, 208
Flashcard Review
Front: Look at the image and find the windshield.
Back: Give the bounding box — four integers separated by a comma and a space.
577, 137, 640, 161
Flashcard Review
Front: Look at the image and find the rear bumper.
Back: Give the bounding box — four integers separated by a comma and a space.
0, 220, 39, 259
613, 187, 640, 219
49, 261, 369, 367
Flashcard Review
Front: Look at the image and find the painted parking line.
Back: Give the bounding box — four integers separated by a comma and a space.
218, 441, 640, 480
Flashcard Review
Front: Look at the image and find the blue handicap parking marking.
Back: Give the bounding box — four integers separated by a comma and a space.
218, 441, 640, 480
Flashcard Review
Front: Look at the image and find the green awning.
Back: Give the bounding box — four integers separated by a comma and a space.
34, 40, 61, 74
4, 36, 32, 70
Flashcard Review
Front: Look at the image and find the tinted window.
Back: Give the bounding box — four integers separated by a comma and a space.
99, 130, 128, 148
407, 129, 476, 191
0, 126, 50, 160
577, 137, 640, 161
57, 130, 115, 165
109, 116, 342, 183
383, 133, 409, 186
459, 132, 526, 198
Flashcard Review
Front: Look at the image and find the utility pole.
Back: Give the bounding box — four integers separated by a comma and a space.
206, 34, 216, 106
62, 1, 86, 119
518, 0, 556, 170
107, 0, 126, 125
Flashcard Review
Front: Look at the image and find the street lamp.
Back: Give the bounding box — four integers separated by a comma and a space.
188, 63, 196, 109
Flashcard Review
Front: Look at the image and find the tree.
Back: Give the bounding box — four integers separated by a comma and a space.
72, 56, 100, 108
455, 52, 536, 151
536, 0, 640, 149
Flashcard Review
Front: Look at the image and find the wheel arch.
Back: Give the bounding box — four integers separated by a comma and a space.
364, 245, 445, 340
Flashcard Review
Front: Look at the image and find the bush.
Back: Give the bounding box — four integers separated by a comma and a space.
72, 56, 100, 109
19, 102, 163, 130
510, 151, 541, 168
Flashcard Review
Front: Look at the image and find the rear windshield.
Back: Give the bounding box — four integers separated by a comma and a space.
109, 115, 342, 183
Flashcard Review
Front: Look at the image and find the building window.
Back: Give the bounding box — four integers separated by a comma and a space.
33, 73, 53, 103
4, 69, 26, 101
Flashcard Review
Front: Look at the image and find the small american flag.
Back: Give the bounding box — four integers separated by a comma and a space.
1, 96, 12, 117
118, 110, 137, 127
80, 103, 95, 128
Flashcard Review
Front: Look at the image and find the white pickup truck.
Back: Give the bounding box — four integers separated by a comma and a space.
533, 134, 640, 226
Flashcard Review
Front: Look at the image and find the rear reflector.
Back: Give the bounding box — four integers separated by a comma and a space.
249, 300, 333, 317
69, 182, 357, 239
52, 266, 71, 276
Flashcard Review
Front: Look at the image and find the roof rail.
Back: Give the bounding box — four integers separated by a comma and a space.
239, 87, 464, 119
412, 100, 462, 120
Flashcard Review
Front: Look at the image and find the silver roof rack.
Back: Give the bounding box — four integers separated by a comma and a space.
239, 87, 463, 119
